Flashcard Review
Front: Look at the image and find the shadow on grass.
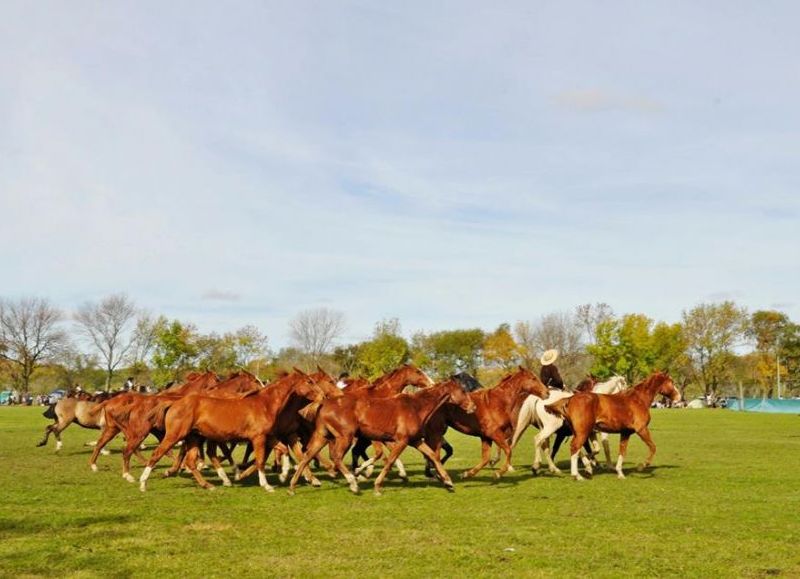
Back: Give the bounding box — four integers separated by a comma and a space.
0, 513, 136, 538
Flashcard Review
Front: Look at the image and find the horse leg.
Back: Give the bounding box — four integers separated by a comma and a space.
248, 437, 274, 493
288, 432, 332, 494
389, 443, 409, 482
615, 433, 631, 479
601, 432, 613, 469
413, 441, 454, 491
551, 428, 567, 459
568, 428, 592, 481
462, 439, 492, 479
89, 424, 120, 472
441, 438, 454, 465
206, 442, 232, 487
288, 438, 321, 487
139, 426, 189, 492
163, 439, 188, 478
184, 438, 214, 490
491, 434, 514, 479
37, 424, 55, 447
423, 431, 444, 479
122, 430, 150, 482
373, 440, 408, 496
488, 445, 502, 467
635, 427, 657, 472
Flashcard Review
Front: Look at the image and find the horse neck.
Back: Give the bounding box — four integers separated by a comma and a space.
259, 377, 301, 409
492, 374, 525, 402
375, 370, 407, 393
410, 385, 453, 425
632, 376, 664, 404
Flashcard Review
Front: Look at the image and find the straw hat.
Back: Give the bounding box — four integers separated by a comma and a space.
540, 349, 559, 366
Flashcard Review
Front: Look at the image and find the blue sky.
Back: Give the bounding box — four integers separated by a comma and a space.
1, 2, 799, 347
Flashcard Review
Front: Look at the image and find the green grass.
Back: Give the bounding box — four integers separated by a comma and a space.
0, 407, 798, 578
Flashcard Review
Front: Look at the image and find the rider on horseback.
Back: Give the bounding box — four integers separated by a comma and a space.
540, 349, 564, 390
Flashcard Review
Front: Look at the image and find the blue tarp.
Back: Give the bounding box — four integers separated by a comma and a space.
726, 398, 800, 414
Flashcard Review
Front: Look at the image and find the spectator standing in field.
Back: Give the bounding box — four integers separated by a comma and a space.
336, 372, 349, 390
540, 349, 565, 390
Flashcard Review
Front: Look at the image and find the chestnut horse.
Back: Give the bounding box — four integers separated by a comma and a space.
346, 364, 434, 477
289, 379, 475, 496
545, 371, 681, 480
423, 367, 549, 479
86, 371, 224, 480
138, 371, 322, 492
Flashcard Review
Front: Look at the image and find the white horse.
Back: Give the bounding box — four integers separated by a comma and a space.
510, 376, 628, 475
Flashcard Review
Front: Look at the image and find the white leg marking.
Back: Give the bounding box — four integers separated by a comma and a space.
571, 453, 584, 481
216, 467, 232, 487
56, 440, 63, 451
616, 454, 625, 479
279, 455, 290, 484
100, 449, 110, 456
123, 473, 135, 483
139, 466, 153, 492
345, 472, 359, 493
258, 470, 275, 492
395, 458, 407, 479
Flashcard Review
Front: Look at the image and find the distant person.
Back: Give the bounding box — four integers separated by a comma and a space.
540, 349, 565, 390
123, 377, 134, 391
336, 372, 349, 390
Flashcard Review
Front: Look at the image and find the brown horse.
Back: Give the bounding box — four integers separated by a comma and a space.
345, 364, 434, 476
87, 371, 224, 481
289, 379, 476, 496
138, 371, 323, 492
545, 371, 681, 480
423, 367, 549, 479
230, 367, 343, 486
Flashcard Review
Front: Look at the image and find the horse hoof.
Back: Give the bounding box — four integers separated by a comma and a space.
357, 475, 368, 483
327, 471, 337, 479
617, 473, 626, 480
374, 490, 383, 497
264, 486, 275, 493
460, 471, 471, 480
636, 463, 646, 472
139, 484, 147, 492
90, 464, 98, 472
311, 478, 322, 487
573, 475, 584, 482
278, 474, 288, 484
222, 481, 232, 487
123, 474, 135, 483
287, 489, 295, 497
100, 449, 110, 456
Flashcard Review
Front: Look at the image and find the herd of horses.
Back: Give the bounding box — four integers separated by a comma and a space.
37, 364, 682, 495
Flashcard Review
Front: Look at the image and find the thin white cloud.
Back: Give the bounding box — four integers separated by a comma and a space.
202, 290, 242, 302
554, 89, 663, 113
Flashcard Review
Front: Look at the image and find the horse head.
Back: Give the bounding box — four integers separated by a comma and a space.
654, 372, 681, 403
512, 366, 549, 398
443, 379, 476, 414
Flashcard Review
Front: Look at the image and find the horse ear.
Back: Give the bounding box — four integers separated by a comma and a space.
292, 366, 307, 376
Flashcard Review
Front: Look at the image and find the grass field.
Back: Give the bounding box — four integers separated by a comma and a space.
0, 407, 798, 578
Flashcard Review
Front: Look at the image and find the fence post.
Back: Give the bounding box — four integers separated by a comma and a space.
738, 381, 744, 411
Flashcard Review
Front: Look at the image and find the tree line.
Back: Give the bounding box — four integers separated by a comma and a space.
1, 296, 797, 400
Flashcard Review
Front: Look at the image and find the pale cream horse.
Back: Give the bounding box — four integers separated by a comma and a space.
510, 376, 628, 474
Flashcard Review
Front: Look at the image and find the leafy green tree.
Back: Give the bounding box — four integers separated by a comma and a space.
483, 323, 521, 371
411, 328, 484, 379
151, 319, 199, 386
682, 301, 749, 396
356, 319, 410, 380
589, 314, 655, 383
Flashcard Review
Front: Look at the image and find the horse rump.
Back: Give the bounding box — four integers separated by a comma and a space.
544, 397, 570, 419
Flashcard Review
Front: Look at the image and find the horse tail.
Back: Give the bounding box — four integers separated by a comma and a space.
88, 399, 110, 417
545, 397, 570, 419
42, 404, 57, 420
298, 400, 322, 423
147, 399, 176, 428
510, 396, 535, 448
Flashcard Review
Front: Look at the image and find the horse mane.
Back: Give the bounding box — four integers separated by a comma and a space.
574, 376, 596, 393
451, 372, 482, 392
